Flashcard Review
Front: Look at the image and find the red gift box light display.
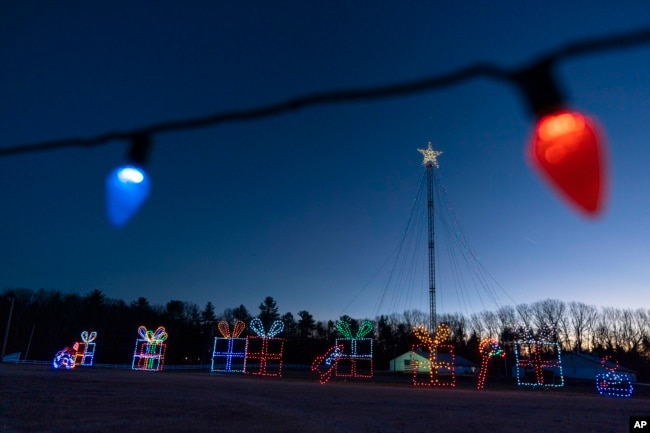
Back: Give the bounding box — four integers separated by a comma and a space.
244, 318, 285, 377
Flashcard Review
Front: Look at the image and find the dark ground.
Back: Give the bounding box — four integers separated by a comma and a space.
1, 364, 648, 433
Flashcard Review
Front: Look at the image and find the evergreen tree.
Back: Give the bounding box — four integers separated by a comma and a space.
281, 312, 297, 340
200, 302, 217, 327
297, 310, 316, 339
231, 304, 252, 324
258, 296, 280, 329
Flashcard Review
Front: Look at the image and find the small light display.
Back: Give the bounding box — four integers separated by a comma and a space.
212, 321, 247, 373
52, 330, 98, 369
334, 319, 374, 379
513, 325, 564, 387
311, 345, 344, 384
477, 338, 504, 390
411, 323, 456, 387
244, 319, 285, 377
132, 326, 168, 371
595, 356, 633, 398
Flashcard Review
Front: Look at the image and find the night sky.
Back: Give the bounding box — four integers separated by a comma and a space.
2, 2, 650, 322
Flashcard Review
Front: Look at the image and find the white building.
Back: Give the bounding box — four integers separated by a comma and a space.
389, 349, 478, 375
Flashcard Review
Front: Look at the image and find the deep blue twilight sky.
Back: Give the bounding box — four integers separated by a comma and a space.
2, 2, 650, 322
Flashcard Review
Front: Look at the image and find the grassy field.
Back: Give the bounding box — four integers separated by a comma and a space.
1, 364, 648, 433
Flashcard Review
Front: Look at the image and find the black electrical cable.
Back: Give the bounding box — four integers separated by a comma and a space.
1, 27, 649, 158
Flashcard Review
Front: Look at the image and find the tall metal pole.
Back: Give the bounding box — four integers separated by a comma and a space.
426, 164, 436, 334
417, 143, 442, 334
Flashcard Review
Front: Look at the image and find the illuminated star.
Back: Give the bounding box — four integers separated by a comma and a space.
417, 142, 442, 168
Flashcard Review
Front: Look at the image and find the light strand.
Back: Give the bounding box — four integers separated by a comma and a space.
2, 27, 649, 158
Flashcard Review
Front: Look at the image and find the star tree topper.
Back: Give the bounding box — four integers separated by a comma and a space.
417, 142, 442, 168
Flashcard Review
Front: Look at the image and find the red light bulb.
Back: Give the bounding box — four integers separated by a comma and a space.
529, 110, 607, 216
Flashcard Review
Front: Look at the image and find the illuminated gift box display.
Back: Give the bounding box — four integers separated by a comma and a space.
73, 331, 97, 366
334, 319, 374, 379
513, 325, 564, 387
477, 338, 504, 390
212, 320, 247, 373
411, 323, 455, 387
244, 319, 285, 377
132, 326, 168, 371
311, 344, 344, 385
595, 357, 634, 398
52, 330, 98, 369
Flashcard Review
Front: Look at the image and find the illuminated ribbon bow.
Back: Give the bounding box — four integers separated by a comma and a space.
514, 325, 534, 342
138, 326, 168, 343
249, 318, 284, 338
218, 320, 245, 338
537, 324, 556, 342
335, 320, 373, 339
413, 323, 451, 347
80, 331, 97, 343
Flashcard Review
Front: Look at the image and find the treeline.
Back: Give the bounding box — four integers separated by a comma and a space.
1, 289, 649, 380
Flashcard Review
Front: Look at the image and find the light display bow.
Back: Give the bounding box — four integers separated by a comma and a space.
138, 326, 168, 343
80, 331, 98, 343
411, 323, 456, 387
335, 320, 373, 339
218, 320, 245, 338
595, 356, 634, 398
513, 323, 564, 387
477, 338, 505, 390
311, 345, 344, 385
249, 318, 284, 338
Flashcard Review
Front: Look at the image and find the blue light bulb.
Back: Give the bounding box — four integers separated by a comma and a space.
106, 164, 151, 227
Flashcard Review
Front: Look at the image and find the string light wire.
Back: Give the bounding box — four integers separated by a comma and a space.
1, 27, 649, 158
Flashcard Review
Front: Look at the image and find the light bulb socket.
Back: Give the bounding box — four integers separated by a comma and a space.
128, 134, 151, 166
513, 60, 565, 118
